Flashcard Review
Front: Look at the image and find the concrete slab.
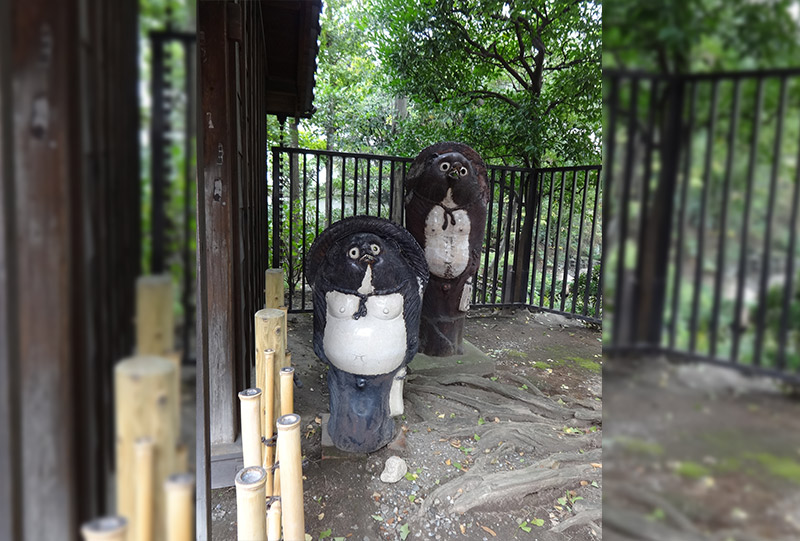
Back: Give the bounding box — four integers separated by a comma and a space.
408, 339, 495, 377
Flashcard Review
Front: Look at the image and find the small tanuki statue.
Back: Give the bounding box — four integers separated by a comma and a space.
404, 142, 490, 356
307, 216, 429, 453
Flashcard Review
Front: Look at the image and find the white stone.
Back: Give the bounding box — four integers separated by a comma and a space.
379, 456, 407, 483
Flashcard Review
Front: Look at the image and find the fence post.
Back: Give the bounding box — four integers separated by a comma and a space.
634, 78, 685, 344
272, 149, 282, 269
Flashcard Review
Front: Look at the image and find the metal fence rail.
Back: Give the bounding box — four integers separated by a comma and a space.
604, 68, 800, 382
269, 147, 603, 323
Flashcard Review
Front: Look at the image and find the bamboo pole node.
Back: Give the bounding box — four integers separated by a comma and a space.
239, 387, 263, 467
164, 473, 195, 541
266, 500, 282, 541
235, 466, 268, 541
276, 413, 304, 541
80, 516, 128, 541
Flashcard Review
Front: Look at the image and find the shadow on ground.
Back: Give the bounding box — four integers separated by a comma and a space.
211, 308, 602, 540
604, 355, 800, 541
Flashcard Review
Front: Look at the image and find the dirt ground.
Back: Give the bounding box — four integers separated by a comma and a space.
211, 307, 603, 541
603, 354, 800, 541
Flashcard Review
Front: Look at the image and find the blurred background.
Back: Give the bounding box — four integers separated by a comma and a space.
603, 0, 800, 540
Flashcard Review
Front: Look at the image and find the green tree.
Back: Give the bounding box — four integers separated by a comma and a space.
370, 0, 601, 167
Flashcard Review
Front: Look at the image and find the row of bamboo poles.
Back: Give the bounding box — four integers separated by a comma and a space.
235, 269, 306, 540
81, 275, 194, 541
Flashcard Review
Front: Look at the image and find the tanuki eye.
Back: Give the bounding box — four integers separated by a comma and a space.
439, 162, 450, 171
459, 167, 468, 176
370, 243, 381, 255
348, 247, 360, 259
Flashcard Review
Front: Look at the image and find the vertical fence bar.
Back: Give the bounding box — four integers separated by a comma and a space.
710, 80, 740, 356
560, 170, 578, 312
540, 171, 555, 305
584, 169, 601, 317
482, 171, 496, 304
501, 172, 515, 301
288, 150, 295, 311
301, 153, 308, 310
530, 171, 544, 306
340, 157, 346, 219
550, 171, 566, 309
353, 158, 359, 215
754, 76, 788, 366
272, 150, 281, 269
491, 172, 506, 303
602, 75, 619, 329
731, 78, 764, 363
326, 155, 333, 227
612, 77, 638, 344
572, 170, 590, 313
377, 159, 383, 216
388, 160, 395, 221
689, 80, 719, 353
511, 171, 525, 302
365, 159, 371, 215
669, 81, 698, 348
777, 109, 800, 370
315, 154, 321, 237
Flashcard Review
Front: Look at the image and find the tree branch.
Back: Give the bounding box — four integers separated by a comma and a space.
462, 89, 522, 109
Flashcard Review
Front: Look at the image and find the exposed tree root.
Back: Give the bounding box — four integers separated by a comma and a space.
550, 508, 603, 533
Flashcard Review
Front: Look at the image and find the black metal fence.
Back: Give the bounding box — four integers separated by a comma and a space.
605, 68, 800, 382
269, 147, 603, 323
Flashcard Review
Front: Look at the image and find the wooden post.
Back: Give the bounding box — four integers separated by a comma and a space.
278, 307, 289, 348
277, 414, 304, 541
280, 367, 295, 416
136, 275, 174, 356
234, 466, 267, 541
164, 351, 182, 437
264, 269, 284, 309
238, 388, 262, 468
174, 443, 188, 474
115, 356, 178, 541
262, 350, 275, 496
164, 473, 194, 541
254, 309, 287, 433
81, 517, 128, 541
134, 438, 155, 541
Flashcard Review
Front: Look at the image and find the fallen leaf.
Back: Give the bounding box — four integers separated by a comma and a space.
317, 513, 325, 520
460, 524, 466, 535
590, 463, 602, 469
479, 524, 497, 537
580, 481, 589, 486
445, 458, 451, 466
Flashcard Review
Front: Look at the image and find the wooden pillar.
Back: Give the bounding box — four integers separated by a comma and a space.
264, 268, 284, 309
136, 275, 175, 356
115, 356, 178, 541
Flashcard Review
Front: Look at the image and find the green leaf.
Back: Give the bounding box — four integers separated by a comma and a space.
399, 523, 410, 540
478, 417, 486, 426
408, 494, 416, 503
531, 518, 545, 527
519, 522, 532, 533
319, 529, 332, 540
371, 515, 383, 522
473, 433, 481, 441
557, 497, 567, 506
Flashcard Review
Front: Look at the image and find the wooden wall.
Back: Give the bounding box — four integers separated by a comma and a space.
0, 0, 140, 538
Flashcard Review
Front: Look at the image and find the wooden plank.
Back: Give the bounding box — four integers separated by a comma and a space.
12, 0, 80, 537
0, 0, 22, 536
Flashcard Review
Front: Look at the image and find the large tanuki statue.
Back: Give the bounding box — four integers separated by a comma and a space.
405, 142, 489, 356
307, 216, 429, 453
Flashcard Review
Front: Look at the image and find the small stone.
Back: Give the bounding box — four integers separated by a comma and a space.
380, 456, 408, 483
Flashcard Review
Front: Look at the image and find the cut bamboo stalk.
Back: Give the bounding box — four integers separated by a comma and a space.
134, 438, 155, 541
254, 309, 287, 433
264, 268, 284, 309
234, 466, 267, 541
175, 443, 188, 474
278, 306, 289, 348
277, 413, 304, 541
238, 388, 262, 467
262, 350, 275, 496
280, 366, 295, 416
266, 500, 281, 541
136, 275, 174, 356
115, 355, 178, 541
164, 473, 195, 541
164, 351, 182, 432
81, 516, 128, 541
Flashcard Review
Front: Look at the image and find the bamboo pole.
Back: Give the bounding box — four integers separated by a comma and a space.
262, 350, 275, 496
164, 351, 182, 432
280, 366, 295, 416
164, 473, 195, 541
254, 309, 287, 433
81, 517, 128, 541
277, 413, 304, 541
115, 355, 178, 541
278, 306, 289, 348
136, 275, 174, 356
175, 443, 188, 474
264, 268, 284, 309
239, 388, 262, 467
134, 438, 155, 541
234, 466, 267, 541
266, 500, 281, 541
